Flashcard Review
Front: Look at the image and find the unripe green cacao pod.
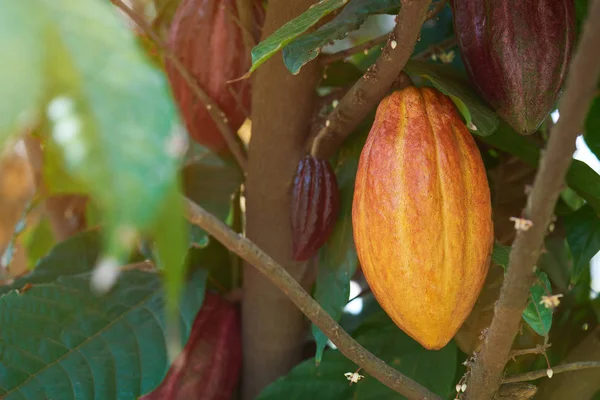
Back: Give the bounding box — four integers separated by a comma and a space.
452, 0, 575, 134
352, 87, 494, 350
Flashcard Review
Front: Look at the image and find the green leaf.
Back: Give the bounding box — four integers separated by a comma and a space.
283, 0, 400, 74
261, 312, 457, 399
490, 243, 553, 336
250, 0, 349, 73
480, 122, 600, 213
3, 230, 103, 287
4, 0, 183, 268
565, 205, 600, 283
0, 231, 207, 399
584, 97, 600, 159
312, 127, 368, 363
22, 216, 56, 269
321, 61, 364, 87
492, 242, 511, 269
152, 183, 189, 354
0, 2, 44, 148
522, 271, 553, 336
404, 61, 499, 136
566, 160, 600, 212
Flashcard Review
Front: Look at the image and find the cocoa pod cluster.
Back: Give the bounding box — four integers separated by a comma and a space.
141, 293, 241, 400
352, 87, 494, 350
453, 0, 575, 134
291, 156, 340, 261
166, 0, 264, 154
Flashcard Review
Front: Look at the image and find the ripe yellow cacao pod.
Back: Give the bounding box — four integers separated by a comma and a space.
352, 86, 494, 350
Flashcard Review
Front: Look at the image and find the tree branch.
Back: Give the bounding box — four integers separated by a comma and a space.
507, 344, 551, 360
502, 362, 600, 384
110, 0, 249, 172
183, 197, 440, 400
309, 0, 432, 160
464, 1, 600, 398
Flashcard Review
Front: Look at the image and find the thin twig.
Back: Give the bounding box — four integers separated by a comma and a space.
425, 0, 448, 20
320, 33, 388, 65
508, 344, 551, 361
310, 0, 432, 160
183, 196, 440, 400
412, 36, 457, 62
320, 0, 448, 66
465, 1, 600, 398
110, 0, 249, 172
502, 362, 600, 384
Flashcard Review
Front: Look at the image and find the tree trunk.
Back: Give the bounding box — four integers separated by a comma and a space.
242, 0, 319, 398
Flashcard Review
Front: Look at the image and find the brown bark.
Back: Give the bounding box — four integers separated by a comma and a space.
242, 1, 319, 398
535, 327, 600, 400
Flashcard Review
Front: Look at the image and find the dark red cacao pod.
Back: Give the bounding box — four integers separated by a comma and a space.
166, 0, 264, 154
140, 293, 242, 400
291, 156, 340, 261
452, 0, 575, 134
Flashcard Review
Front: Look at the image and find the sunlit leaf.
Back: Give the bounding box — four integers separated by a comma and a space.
250, 0, 349, 73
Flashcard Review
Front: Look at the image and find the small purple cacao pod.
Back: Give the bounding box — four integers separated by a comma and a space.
291, 156, 340, 261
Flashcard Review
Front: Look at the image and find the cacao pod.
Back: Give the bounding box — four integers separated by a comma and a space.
166, 0, 263, 154
452, 0, 575, 134
291, 156, 340, 261
352, 87, 494, 350
140, 293, 242, 400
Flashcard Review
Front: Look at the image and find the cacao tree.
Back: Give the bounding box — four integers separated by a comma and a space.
1, 0, 600, 400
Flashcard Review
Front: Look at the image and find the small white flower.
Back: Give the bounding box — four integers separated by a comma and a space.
455, 384, 461, 392
461, 384, 467, 392
439, 51, 455, 64
325, 120, 331, 127
540, 294, 563, 309
91, 257, 120, 293
332, 100, 339, 108
390, 40, 398, 49
546, 368, 554, 378
467, 121, 478, 131
344, 372, 364, 384
509, 217, 534, 232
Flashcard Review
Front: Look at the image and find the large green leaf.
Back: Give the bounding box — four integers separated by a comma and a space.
312, 126, 369, 363
522, 271, 553, 336
260, 312, 457, 400
2, 0, 185, 270
584, 97, 600, 159
283, 0, 400, 74
404, 61, 499, 136
565, 205, 600, 283
0, 2, 44, 148
0, 231, 207, 399
250, 0, 349, 73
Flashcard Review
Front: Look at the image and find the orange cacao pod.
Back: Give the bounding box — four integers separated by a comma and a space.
166, 0, 263, 154
352, 86, 494, 350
